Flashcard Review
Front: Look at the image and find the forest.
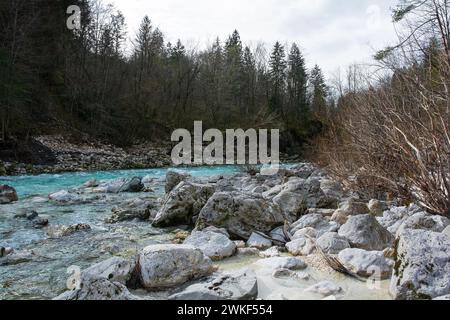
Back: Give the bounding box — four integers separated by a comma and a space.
0, 0, 328, 149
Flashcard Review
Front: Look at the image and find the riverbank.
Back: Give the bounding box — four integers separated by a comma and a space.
1, 163, 448, 300
0, 135, 301, 176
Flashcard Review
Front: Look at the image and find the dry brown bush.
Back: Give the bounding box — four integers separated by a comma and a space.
311, 51, 450, 217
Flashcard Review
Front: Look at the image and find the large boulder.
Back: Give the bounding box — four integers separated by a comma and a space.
197, 191, 286, 239
139, 244, 215, 290
166, 170, 191, 194
316, 232, 351, 254
0, 185, 18, 204
338, 248, 393, 279
169, 269, 258, 300
183, 231, 237, 261
106, 198, 158, 223
390, 229, 450, 300
290, 214, 340, 237
152, 182, 215, 227
338, 214, 394, 251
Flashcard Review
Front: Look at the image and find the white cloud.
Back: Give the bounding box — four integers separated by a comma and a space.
108, 0, 399, 77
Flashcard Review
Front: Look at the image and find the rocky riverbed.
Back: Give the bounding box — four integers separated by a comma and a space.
0, 163, 449, 300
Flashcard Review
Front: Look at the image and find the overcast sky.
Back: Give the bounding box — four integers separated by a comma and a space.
109, 0, 399, 77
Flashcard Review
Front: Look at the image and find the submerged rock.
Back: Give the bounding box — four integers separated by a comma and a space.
338, 214, 394, 251
0, 247, 14, 258
253, 257, 307, 271
390, 229, 450, 300
48, 190, 81, 203
139, 244, 215, 290
0, 185, 18, 204
272, 268, 310, 280
153, 182, 215, 227
107, 197, 158, 223
46, 224, 91, 238
305, 281, 343, 297
183, 230, 236, 261
169, 269, 258, 300
338, 248, 394, 279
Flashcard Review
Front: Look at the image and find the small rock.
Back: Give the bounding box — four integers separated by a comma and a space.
184, 231, 236, 261
292, 227, 317, 239
54, 278, 140, 300
26, 211, 39, 220
0, 185, 18, 204
237, 248, 260, 256
46, 224, 91, 238
33, 217, 49, 228
305, 281, 342, 297
316, 232, 350, 254
338, 248, 394, 279
290, 214, 339, 237
0, 247, 14, 257
286, 237, 315, 256
139, 244, 215, 290
202, 226, 230, 238
169, 269, 258, 300
338, 198, 369, 216
247, 232, 272, 250
396, 211, 450, 236
49, 190, 81, 203
368, 199, 388, 217
82, 257, 136, 284
234, 240, 246, 249
165, 170, 191, 193
254, 257, 307, 271
259, 246, 281, 258
331, 210, 349, 225
272, 268, 310, 280
269, 227, 288, 243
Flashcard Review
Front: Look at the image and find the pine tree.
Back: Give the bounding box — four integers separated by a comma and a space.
269, 41, 287, 114
310, 65, 328, 121
287, 43, 308, 122
242, 46, 257, 115
224, 30, 243, 117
